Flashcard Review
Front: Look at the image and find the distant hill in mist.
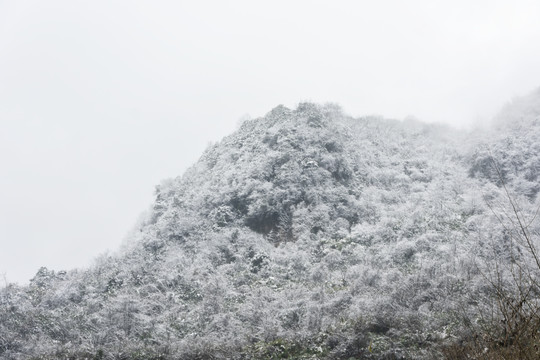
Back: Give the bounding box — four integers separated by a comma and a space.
1, 89, 540, 359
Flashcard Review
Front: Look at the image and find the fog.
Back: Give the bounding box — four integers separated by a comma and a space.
1, 0, 540, 284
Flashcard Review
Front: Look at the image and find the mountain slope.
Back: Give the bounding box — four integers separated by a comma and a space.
1, 95, 539, 359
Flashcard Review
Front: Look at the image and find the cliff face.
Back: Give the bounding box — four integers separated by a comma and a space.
1, 94, 539, 359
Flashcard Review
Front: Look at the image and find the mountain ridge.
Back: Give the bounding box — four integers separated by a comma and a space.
1, 93, 539, 359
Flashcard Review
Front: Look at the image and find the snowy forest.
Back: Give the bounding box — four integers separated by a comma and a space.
1, 89, 540, 359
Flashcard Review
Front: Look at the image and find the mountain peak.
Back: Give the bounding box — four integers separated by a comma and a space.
3, 93, 540, 359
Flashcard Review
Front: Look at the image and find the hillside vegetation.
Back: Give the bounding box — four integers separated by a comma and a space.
1, 90, 540, 359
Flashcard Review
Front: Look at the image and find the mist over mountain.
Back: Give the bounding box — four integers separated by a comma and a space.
1, 90, 540, 359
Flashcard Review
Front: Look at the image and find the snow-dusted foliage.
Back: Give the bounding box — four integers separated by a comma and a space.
1, 91, 539, 359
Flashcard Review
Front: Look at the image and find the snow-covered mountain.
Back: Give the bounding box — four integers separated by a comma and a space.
2, 91, 540, 359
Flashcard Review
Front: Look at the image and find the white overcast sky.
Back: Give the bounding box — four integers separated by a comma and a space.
1, 0, 540, 284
